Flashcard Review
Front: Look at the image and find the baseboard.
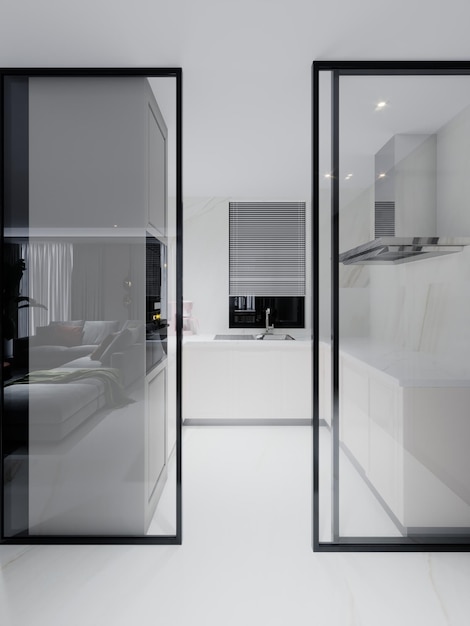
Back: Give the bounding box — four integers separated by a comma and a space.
183, 418, 312, 426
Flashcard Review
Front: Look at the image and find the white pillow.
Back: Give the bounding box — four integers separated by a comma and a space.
99, 328, 134, 365
82, 321, 120, 345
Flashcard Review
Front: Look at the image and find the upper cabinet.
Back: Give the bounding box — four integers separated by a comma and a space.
28, 77, 167, 233
147, 102, 167, 236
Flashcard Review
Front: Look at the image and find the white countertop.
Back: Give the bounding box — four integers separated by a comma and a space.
326, 338, 470, 388
183, 333, 312, 346
183, 335, 470, 386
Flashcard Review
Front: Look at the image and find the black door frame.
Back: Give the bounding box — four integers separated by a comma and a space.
0, 67, 183, 545
313, 60, 470, 552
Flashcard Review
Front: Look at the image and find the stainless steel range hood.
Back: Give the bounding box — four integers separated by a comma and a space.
339, 237, 470, 265
340, 134, 470, 265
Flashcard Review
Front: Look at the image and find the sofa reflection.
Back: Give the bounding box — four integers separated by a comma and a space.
3, 319, 168, 536
6, 320, 149, 442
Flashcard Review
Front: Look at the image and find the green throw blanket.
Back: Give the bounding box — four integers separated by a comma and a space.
5, 368, 134, 408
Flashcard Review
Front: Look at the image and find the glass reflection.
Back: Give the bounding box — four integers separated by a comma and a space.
317, 68, 470, 547
3, 75, 178, 538
338, 75, 470, 541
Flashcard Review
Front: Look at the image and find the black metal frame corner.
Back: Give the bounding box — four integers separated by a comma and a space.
312, 60, 470, 552
0, 67, 183, 545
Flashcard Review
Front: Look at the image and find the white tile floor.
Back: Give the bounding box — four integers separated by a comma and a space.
1, 425, 470, 626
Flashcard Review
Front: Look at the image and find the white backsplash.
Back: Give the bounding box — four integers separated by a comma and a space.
369, 246, 470, 375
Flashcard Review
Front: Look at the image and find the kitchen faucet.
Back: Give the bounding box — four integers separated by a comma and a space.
265, 307, 274, 334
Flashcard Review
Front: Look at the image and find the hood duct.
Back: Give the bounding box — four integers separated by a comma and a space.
340, 134, 470, 265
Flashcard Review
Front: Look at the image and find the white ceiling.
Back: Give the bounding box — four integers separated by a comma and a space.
2, 0, 470, 198
324, 74, 470, 190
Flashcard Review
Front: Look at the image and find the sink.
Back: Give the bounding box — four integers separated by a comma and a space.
213, 333, 295, 341
214, 334, 255, 340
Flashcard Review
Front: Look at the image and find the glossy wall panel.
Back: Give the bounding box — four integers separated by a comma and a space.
1, 70, 182, 543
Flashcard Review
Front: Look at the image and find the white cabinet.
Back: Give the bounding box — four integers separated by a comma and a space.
339, 351, 408, 524
183, 339, 312, 421
340, 357, 370, 474
367, 376, 403, 521
184, 343, 233, 419
28, 77, 167, 231
145, 362, 168, 529
339, 347, 470, 530
25, 77, 169, 535
148, 105, 167, 235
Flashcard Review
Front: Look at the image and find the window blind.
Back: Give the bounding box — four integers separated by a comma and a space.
229, 202, 306, 296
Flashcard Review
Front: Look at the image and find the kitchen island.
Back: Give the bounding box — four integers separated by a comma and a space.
325, 338, 470, 532
183, 334, 312, 422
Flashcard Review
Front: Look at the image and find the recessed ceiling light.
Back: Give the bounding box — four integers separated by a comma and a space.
378, 172, 386, 179
113, 224, 118, 227
375, 100, 388, 111
324, 173, 332, 179
345, 173, 353, 180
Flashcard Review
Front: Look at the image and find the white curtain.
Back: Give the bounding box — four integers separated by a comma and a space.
19, 242, 74, 335
70, 243, 105, 320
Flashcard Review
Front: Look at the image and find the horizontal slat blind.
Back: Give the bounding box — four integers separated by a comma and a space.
229, 202, 306, 296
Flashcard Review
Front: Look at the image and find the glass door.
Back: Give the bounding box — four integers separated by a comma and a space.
1, 69, 182, 543
314, 62, 470, 550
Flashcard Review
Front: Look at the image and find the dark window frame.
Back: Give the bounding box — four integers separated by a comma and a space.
228, 200, 306, 329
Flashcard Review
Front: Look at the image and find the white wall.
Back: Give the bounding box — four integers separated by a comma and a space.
369, 247, 470, 372
183, 198, 229, 333
339, 186, 374, 339
437, 103, 470, 236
